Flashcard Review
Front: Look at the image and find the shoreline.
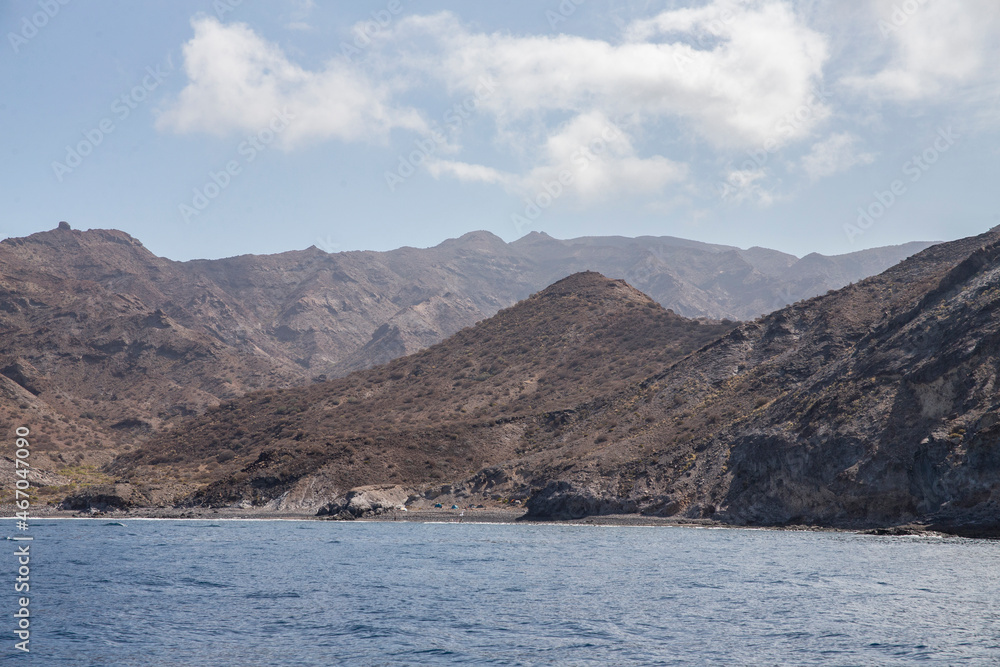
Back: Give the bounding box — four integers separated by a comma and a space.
3, 504, 975, 537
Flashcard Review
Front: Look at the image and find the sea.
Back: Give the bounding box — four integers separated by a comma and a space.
3, 519, 999, 666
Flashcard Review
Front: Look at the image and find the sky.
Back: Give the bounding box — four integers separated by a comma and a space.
2, 0, 999, 261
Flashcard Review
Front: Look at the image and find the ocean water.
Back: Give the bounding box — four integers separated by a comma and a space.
4, 520, 1000, 666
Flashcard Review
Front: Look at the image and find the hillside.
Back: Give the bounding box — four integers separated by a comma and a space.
0, 226, 302, 484
0, 223, 927, 482
495, 226, 1000, 535
55, 225, 1000, 535
108, 273, 736, 508
511, 232, 935, 321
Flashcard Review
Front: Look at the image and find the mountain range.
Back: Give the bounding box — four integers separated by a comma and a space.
10, 222, 985, 532
108, 272, 737, 508
97, 225, 1000, 535
0, 224, 925, 462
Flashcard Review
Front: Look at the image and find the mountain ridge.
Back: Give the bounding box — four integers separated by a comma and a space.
506, 226, 1000, 533
108, 271, 737, 508
93, 225, 1000, 535
0, 223, 936, 507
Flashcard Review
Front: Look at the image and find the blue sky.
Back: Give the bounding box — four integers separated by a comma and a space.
2, 0, 998, 261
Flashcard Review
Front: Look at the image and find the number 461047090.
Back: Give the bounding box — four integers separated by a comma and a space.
14, 427, 31, 513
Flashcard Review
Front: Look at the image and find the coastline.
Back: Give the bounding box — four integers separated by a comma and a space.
4, 504, 969, 537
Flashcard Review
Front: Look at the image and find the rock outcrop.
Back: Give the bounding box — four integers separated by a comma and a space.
317, 485, 412, 518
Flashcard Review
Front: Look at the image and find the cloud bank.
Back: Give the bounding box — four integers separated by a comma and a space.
156, 17, 427, 147
157, 1, 1000, 206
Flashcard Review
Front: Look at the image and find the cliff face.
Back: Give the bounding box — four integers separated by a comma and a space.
511, 227, 1000, 534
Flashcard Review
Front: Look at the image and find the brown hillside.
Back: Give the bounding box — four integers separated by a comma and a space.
111, 272, 736, 506
503, 226, 1000, 534
0, 223, 931, 506
0, 226, 300, 486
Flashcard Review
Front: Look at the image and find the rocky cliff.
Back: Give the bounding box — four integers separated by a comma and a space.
507, 226, 1000, 535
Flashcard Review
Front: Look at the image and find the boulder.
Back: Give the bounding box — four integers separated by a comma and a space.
59, 484, 148, 512
317, 484, 410, 518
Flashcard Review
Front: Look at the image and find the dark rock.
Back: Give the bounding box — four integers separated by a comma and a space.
59, 484, 146, 511
110, 418, 152, 431
525, 481, 638, 519
0, 358, 47, 395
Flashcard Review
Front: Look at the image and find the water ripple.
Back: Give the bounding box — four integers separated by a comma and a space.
11, 519, 1000, 666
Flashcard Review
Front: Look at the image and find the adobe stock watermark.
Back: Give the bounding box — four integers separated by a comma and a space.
213, 0, 243, 20
315, 235, 341, 253
340, 0, 407, 61
178, 108, 295, 223
878, 0, 930, 37
546, 0, 585, 29
671, 0, 746, 75
11, 426, 33, 653
8, 0, 71, 54
844, 126, 958, 243
384, 76, 497, 192
717, 82, 832, 202
671, 0, 760, 76
511, 118, 625, 235
51, 60, 174, 183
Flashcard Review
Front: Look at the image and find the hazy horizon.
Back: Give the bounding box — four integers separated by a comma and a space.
6, 221, 947, 264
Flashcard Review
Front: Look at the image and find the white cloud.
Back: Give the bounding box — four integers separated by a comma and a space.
156, 17, 427, 147
843, 0, 1000, 102
159, 4, 839, 205
428, 112, 687, 202
426, 160, 508, 185
522, 112, 688, 201
719, 168, 775, 207
394, 2, 831, 150
800, 132, 876, 180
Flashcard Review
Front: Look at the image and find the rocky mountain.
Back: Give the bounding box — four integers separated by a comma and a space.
510, 232, 935, 321
108, 272, 736, 507
0, 222, 928, 476
495, 225, 1000, 535
0, 226, 308, 481
97, 225, 1000, 536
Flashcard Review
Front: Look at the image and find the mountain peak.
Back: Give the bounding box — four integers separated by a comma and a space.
436, 230, 508, 252
118, 271, 735, 505
0, 228, 151, 271
511, 230, 557, 246
533, 271, 654, 306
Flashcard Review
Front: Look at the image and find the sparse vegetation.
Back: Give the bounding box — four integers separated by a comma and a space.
112, 273, 738, 502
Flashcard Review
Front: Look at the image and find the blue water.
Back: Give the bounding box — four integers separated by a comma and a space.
3, 520, 999, 665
